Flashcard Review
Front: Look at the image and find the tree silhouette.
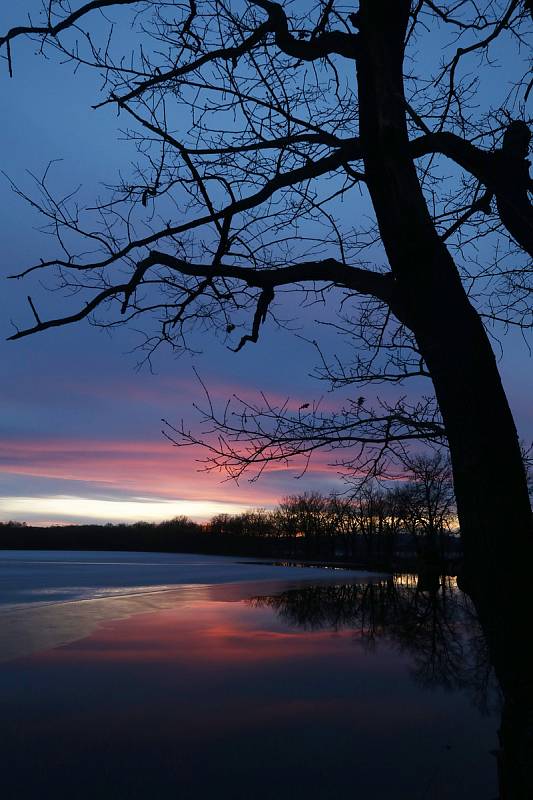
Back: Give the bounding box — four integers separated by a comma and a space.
2, 5, 533, 789
251, 577, 497, 708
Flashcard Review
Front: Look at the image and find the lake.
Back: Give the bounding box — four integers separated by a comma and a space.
0, 551, 499, 798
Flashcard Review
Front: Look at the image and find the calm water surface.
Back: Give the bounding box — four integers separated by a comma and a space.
0, 551, 498, 798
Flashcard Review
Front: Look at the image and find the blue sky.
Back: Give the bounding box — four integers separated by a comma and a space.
0, 27, 343, 522
1, 1, 531, 524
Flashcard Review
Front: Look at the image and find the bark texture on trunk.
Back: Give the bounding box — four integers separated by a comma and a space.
357, 2, 533, 794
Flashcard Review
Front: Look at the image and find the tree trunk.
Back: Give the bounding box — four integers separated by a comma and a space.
357, 2, 533, 794
356, 0, 532, 591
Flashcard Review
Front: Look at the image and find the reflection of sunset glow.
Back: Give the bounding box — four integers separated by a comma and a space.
2, 586, 498, 797
37, 601, 361, 665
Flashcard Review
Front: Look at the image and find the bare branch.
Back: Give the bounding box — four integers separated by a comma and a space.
0, 1, 141, 57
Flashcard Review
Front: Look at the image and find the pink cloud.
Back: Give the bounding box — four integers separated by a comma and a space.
0, 436, 341, 510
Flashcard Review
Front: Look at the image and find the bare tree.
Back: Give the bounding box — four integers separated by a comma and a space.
347, 484, 387, 558
397, 452, 455, 557
2, 4, 533, 788
278, 490, 327, 552
2, 1, 531, 586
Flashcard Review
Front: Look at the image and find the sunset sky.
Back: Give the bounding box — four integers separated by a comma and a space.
1, 3, 532, 525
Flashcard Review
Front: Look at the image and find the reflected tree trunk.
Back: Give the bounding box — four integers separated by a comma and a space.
473, 589, 533, 799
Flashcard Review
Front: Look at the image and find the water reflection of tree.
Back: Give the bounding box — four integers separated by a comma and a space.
250, 577, 499, 715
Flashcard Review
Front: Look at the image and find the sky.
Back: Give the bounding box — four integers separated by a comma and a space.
0, 2, 532, 525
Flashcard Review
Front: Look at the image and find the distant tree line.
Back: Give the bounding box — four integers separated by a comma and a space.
0, 454, 460, 568
207, 453, 457, 565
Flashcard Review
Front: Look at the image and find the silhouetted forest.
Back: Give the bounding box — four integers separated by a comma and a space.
0, 459, 462, 570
